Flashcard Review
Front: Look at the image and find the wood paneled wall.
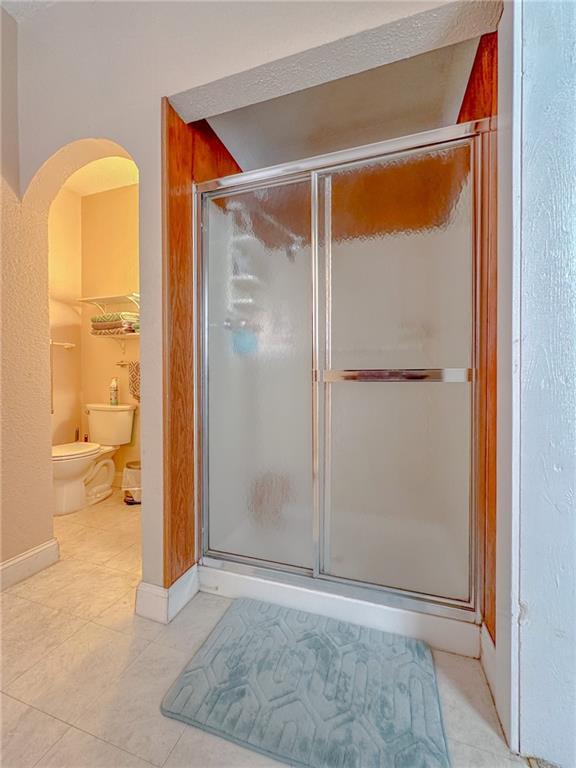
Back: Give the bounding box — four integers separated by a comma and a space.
162, 100, 240, 587
458, 32, 498, 123
457, 32, 498, 640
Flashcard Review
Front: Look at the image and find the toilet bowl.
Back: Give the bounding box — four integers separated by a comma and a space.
84, 444, 118, 506
52, 442, 114, 515
52, 403, 136, 516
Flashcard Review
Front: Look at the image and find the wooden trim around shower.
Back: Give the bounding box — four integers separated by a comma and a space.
458, 31, 498, 641
161, 99, 241, 587
458, 32, 498, 123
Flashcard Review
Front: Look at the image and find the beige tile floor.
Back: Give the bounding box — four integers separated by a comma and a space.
1, 493, 528, 767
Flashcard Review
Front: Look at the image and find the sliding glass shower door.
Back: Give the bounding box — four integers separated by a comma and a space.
318, 141, 474, 602
203, 180, 314, 568
200, 122, 486, 613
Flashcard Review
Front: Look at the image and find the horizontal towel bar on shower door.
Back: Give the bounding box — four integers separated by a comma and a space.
321, 368, 473, 383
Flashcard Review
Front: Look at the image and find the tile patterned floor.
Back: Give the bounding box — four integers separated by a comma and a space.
1, 493, 528, 767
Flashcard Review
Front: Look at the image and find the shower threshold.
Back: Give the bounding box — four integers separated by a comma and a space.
200, 554, 478, 624
197, 558, 481, 657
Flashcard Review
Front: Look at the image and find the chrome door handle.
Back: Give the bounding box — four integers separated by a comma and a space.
321, 368, 473, 383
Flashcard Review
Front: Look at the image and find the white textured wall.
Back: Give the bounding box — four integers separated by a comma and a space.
518, 2, 576, 765
49, 186, 82, 445
11, 0, 487, 586
1, 8, 19, 194
1, 176, 54, 561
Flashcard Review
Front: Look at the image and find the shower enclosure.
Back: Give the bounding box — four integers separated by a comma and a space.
195, 119, 494, 621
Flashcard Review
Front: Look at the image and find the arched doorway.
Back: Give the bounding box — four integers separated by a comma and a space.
2, 138, 143, 602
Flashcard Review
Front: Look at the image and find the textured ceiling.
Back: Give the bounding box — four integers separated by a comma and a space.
170, 0, 501, 123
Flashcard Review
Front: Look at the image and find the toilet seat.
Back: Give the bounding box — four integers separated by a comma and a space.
52, 442, 101, 461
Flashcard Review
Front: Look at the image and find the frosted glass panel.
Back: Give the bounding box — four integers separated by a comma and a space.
206, 181, 313, 568
324, 383, 471, 600
321, 142, 475, 602
326, 141, 473, 370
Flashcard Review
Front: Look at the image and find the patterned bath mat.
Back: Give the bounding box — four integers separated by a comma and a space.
161, 598, 450, 767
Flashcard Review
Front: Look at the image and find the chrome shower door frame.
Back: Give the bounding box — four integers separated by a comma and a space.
194, 118, 494, 624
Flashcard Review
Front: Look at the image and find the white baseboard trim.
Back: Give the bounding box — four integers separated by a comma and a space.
198, 565, 480, 657
0, 538, 60, 590
480, 624, 520, 755
135, 565, 199, 624
480, 622, 498, 697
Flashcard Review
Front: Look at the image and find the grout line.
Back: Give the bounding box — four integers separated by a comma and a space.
58, 556, 140, 573
29, 721, 71, 768
449, 737, 529, 765
99, 543, 142, 572
35, 722, 157, 767
0, 615, 90, 688
1, 591, 55, 621
2, 591, 68, 611
3, 630, 153, 718
4, 563, 140, 625
83, 618, 153, 643
17, 552, 142, 583
2, 691, 74, 762
90, 590, 143, 628
55, 515, 137, 533
2, 588, 136, 623
160, 729, 185, 768
2, 617, 151, 692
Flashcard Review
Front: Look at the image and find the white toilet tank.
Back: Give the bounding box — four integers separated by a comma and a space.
87, 403, 136, 446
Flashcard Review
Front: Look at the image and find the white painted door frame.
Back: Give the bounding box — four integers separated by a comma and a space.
485, 0, 521, 752
492, 3, 576, 766
513, 1, 575, 766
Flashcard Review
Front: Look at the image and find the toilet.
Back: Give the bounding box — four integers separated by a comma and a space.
52, 403, 136, 516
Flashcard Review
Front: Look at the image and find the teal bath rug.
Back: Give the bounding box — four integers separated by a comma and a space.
161, 598, 450, 768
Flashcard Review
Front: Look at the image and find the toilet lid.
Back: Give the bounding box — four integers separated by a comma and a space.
52, 442, 101, 461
